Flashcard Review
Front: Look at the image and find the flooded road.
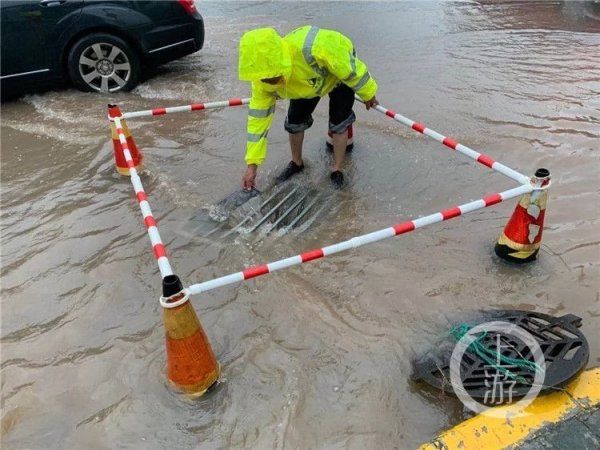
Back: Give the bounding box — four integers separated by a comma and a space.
2, 1, 599, 448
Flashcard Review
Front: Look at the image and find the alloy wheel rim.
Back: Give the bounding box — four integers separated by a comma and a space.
78, 43, 131, 93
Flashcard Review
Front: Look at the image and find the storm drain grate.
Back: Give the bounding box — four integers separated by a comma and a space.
210, 182, 326, 237
413, 310, 589, 401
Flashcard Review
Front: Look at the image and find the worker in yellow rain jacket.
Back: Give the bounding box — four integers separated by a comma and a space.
239, 26, 378, 190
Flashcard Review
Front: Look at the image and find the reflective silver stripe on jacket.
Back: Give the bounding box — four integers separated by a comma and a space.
247, 130, 269, 142
302, 26, 320, 67
302, 26, 329, 87
352, 72, 371, 92
248, 105, 276, 118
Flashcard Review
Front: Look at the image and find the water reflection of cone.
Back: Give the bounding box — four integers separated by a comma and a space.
495, 168, 551, 263
161, 275, 220, 396
326, 124, 354, 151
108, 104, 142, 176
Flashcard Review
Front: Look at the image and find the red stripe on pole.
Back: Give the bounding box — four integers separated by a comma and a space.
153, 244, 166, 259
191, 103, 205, 111
152, 108, 167, 116
108, 106, 122, 119
136, 191, 147, 203
443, 137, 458, 150
229, 98, 243, 106
483, 193, 502, 206
243, 265, 269, 279
412, 122, 426, 133
477, 154, 495, 168
301, 249, 324, 262
393, 221, 415, 235
116, 127, 124, 135
144, 216, 157, 228
385, 109, 396, 118
441, 207, 461, 220
126, 160, 135, 169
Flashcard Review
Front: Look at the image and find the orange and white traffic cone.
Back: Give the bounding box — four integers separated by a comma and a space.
495, 168, 551, 263
326, 124, 354, 152
108, 104, 142, 176
160, 275, 220, 396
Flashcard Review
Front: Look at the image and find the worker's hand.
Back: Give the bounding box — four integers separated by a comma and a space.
364, 96, 378, 110
242, 164, 258, 190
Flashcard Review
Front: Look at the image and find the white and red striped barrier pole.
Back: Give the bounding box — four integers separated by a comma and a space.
122, 98, 250, 119
186, 183, 533, 295
122, 95, 528, 186
113, 115, 173, 278
362, 99, 530, 185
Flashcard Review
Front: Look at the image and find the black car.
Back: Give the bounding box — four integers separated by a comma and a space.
0, 0, 204, 94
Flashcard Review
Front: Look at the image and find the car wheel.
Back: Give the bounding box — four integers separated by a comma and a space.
67, 33, 140, 93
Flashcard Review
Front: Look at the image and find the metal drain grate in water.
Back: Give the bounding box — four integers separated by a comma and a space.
222, 182, 325, 236
179, 182, 329, 241
413, 311, 589, 401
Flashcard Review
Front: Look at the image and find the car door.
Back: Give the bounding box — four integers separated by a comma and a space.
1, 0, 83, 80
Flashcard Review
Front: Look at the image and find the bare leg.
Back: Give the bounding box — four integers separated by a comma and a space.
289, 131, 304, 166
331, 131, 349, 172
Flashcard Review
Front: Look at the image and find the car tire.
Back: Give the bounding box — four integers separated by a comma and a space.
67, 33, 140, 93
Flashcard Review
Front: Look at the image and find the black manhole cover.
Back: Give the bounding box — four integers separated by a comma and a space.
413, 310, 589, 401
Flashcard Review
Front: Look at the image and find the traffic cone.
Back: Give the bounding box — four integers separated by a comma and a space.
495, 168, 551, 263
326, 124, 354, 152
108, 104, 142, 176
160, 275, 220, 396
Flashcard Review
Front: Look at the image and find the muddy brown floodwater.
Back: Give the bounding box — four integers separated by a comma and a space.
1, 1, 599, 449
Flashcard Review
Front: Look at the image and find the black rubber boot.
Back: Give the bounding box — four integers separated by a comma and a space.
276, 161, 304, 183
330, 171, 344, 189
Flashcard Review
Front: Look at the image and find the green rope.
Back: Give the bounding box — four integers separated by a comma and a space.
449, 324, 544, 384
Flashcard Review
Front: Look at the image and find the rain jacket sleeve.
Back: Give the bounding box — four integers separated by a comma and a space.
245, 83, 277, 166
316, 37, 378, 101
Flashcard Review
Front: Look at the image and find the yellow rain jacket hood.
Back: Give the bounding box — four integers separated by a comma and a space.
239, 28, 292, 81
240, 25, 378, 166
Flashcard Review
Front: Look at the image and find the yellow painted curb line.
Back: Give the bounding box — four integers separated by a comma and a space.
420, 367, 600, 450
